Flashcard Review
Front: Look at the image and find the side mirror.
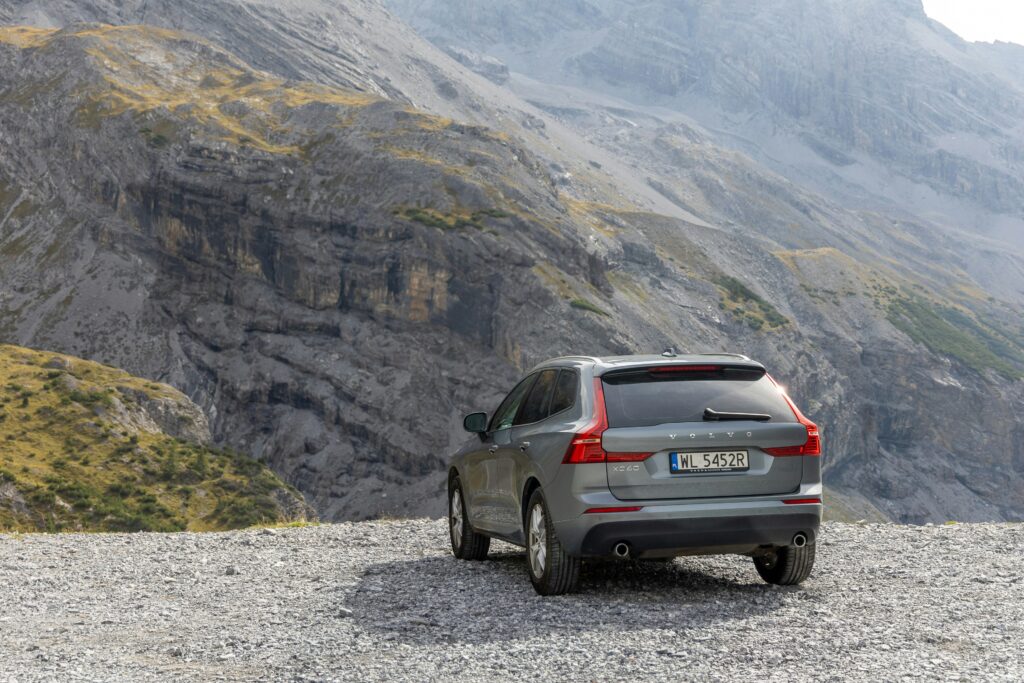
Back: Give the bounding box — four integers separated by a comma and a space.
463, 412, 488, 434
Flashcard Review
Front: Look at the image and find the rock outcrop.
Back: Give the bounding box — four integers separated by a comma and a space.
0, 344, 314, 531
441, 45, 510, 85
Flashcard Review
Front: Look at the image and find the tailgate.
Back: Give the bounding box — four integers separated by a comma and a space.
603, 422, 806, 500
599, 363, 808, 501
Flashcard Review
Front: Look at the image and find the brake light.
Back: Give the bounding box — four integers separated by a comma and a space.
562, 377, 609, 463
648, 365, 720, 373
584, 506, 643, 514
783, 498, 822, 505
763, 375, 821, 457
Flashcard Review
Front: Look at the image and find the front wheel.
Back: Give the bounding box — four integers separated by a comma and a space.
525, 488, 580, 595
753, 543, 815, 585
448, 476, 489, 560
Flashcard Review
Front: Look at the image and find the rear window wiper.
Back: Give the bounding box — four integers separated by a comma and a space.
703, 408, 771, 422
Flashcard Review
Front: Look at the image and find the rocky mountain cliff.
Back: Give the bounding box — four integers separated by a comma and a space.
388, 0, 1024, 257
0, 1, 1022, 523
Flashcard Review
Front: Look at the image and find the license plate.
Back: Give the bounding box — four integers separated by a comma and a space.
670, 450, 749, 473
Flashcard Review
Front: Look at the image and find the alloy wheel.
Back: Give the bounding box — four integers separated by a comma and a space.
450, 490, 463, 550
528, 503, 547, 578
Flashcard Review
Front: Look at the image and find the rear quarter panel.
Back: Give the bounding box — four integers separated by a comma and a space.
510, 404, 581, 509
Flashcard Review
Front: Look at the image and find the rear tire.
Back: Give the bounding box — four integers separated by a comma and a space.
448, 476, 489, 560
525, 488, 580, 595
753, 543, 815, 585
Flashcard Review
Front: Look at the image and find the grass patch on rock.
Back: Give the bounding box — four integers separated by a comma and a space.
886, 295, 1024, 379
715, 275, 788, 331
0, 344, 310, 533
17, 24, 380, 153
396, 206, 509, 231
569, 298, 609, 317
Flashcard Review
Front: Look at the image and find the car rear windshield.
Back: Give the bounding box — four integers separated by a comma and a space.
601, 366, 796, 428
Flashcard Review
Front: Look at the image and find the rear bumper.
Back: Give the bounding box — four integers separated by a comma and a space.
577, 511, 819, 557
553, 496, 822, 557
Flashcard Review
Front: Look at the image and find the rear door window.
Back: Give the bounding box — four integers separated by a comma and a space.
516, 370, 558, 425
489, 374, 537, 432
602, 366, 795, 428
548, 370, 578, 416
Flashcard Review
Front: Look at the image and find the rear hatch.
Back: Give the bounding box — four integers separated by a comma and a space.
601, 364, 806, 501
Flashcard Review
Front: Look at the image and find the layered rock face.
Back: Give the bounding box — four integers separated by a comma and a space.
383, 0, 1024, 521
0, 24, 633, 519
0, 2, 1022, 523
389, 0, 1024, 249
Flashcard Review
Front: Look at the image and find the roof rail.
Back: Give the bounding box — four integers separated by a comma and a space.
543, 355, 603, 364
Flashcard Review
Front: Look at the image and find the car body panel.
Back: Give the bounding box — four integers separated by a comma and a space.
462, 431, 505, 533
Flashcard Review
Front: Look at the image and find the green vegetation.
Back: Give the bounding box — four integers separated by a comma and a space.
397, 207, 510, 231
886, 295, 1024, 379
0, 344, 307, 533
715, 275, 788, 331
139, 125, 173, 149
800, 283, 849, 306
569, 298, 610, 317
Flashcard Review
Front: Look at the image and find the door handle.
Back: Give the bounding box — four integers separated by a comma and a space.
488, 445, 499, 454
519, 442, 531, 451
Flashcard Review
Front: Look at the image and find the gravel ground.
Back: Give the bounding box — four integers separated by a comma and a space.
1, 520, 1022, 682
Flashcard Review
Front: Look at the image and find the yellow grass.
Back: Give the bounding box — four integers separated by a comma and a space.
0, 26, 58, 48
0, 344, 303, 533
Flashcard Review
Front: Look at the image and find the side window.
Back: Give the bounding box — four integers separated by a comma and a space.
515, 370, 558, 425
489, 374, 537, 432
548, 370, 578, 416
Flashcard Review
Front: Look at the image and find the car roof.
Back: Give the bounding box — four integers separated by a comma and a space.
529, 353, 765, 374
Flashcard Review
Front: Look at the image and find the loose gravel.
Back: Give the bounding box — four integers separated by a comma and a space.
1, 521, 1022, 681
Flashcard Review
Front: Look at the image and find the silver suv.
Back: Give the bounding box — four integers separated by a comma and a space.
447, 353, 822, 595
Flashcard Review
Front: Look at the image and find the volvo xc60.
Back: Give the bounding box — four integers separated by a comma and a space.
447, 353, 822, 595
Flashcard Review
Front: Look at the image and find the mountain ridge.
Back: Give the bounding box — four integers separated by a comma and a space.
388, 0, 1024, 255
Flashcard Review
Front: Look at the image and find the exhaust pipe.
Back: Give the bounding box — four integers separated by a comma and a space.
792, 533, 808, 548
613, 542, 631, 559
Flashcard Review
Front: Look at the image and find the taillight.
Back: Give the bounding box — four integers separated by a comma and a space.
606, 452, 653, 462
763, 375, 822, 457
563, 377, 609, 464
763, 424, 820, 456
